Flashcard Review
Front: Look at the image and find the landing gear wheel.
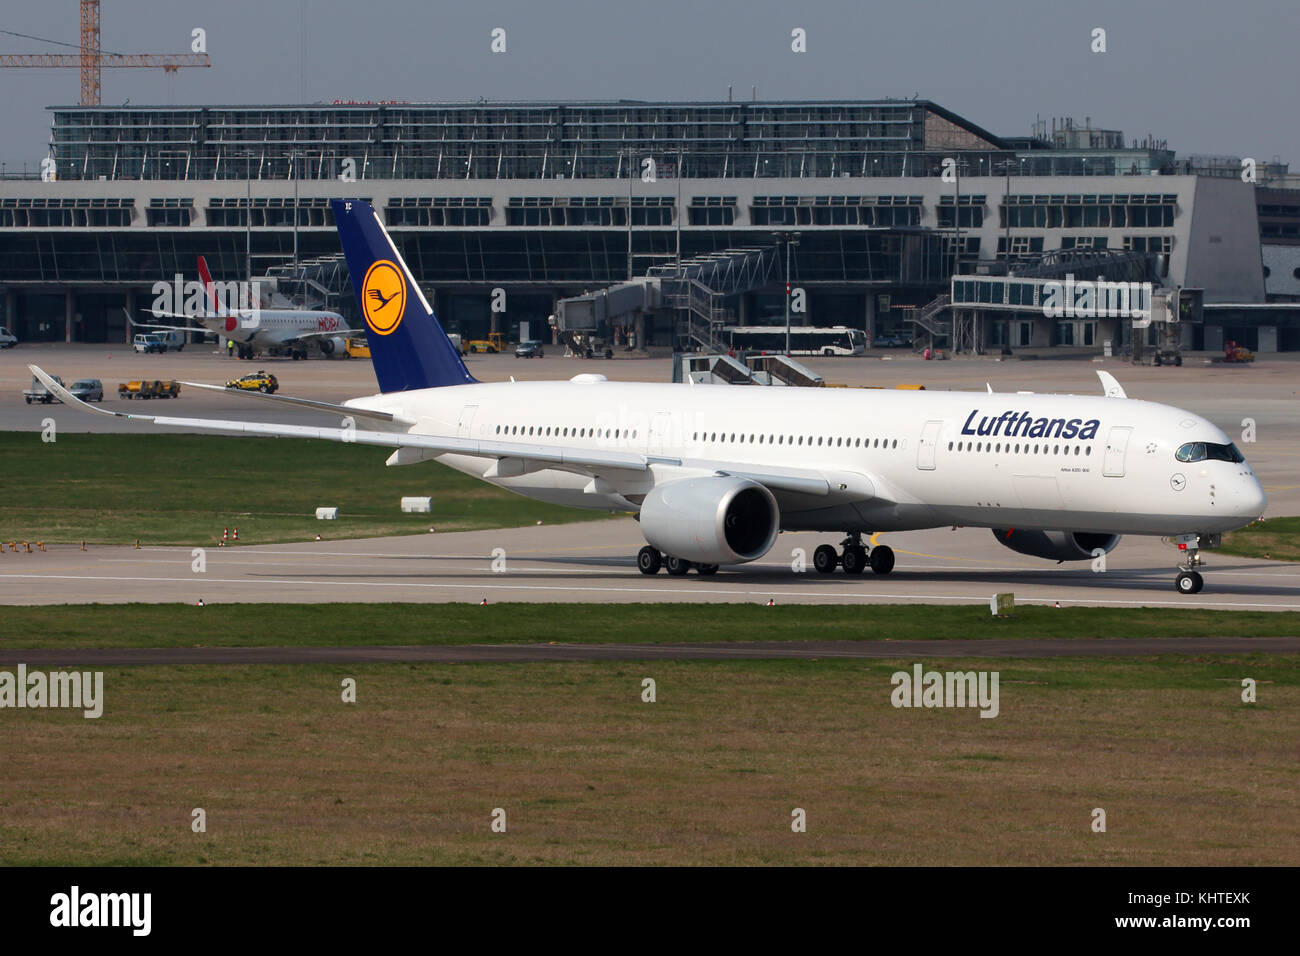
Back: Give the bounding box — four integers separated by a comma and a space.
842, 545, 867, 575
696, 564, 719, 576
1175, 570, 1203, 594
869, 545, 895, 575
813, 544, 839, 574
665, 556, 692, 576
637, 546, 662, 575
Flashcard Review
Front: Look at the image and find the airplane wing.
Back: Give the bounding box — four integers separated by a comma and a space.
127, 309, 203, 333
31, 365, 876, 501
178, 380, 416, 426
283, 330, 354, 341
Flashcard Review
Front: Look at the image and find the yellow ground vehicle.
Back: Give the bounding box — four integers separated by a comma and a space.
345, 337, 371, 358
465, 332, 505, 353
225, 371, 279, 393
118, 380, 181, 400
1223, 340, 1255, 364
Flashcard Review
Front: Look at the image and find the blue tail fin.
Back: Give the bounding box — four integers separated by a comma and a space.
331, 199, 477, 392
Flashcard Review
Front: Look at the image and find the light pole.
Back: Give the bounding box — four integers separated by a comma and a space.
245, 156, 252, 282
781, 232, 800, 355
624, 147, 635, 281
952, 160, 961, 278
997, 158, 1015, 270
675, 145, 683, 272
291, 150, 299, 270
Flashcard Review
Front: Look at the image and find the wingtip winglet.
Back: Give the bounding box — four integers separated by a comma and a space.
1096, 369, 1128, 399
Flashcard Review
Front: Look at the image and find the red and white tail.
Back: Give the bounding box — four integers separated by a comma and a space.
196, 256, 225, 316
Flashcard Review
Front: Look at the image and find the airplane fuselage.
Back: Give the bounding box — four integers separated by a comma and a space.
195, 310, 346, 347
347, 379, 1266, 538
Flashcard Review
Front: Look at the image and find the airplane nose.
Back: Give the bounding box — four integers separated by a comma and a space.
1234, 475, 1267, 519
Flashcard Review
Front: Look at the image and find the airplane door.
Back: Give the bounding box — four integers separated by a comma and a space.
1102, 426, 1132, 477
917, 420, 943, 470
456, 404, 479, 439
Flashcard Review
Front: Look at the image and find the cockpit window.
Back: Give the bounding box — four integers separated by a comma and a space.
1176, 441, 1245, 464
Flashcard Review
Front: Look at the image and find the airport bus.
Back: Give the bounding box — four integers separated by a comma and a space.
724, 325, 866, 357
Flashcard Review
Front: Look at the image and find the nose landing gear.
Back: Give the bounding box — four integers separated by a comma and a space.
1172, 533, 1216, 594
813, 533, 894, 575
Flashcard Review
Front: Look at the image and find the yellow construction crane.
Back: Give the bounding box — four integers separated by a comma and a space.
0, 1, 210, 106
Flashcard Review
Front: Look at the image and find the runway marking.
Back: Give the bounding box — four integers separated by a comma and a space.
4, 572, 1300, 609
93, 558, 628, 575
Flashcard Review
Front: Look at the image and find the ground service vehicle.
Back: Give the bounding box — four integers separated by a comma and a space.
68, 379, 104, 402
725, 326, 867, 356
119, 380, 180, 400
133, 333, 166, 354
225, 371, 279, 393
24, 374, 64, 403
466, 333, 506, 353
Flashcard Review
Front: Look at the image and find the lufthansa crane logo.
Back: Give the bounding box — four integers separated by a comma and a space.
361, 259, 405, 335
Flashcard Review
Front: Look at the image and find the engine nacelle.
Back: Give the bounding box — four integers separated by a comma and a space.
992, 528, 1122, 562
640, 476, 779, 566
319, 336, 346, 356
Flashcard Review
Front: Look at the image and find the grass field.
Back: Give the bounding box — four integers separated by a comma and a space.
0, 433, 608, 546
1, 602, 1298, 650
1, 656, 1295, 865
1222, 516, 1300, 562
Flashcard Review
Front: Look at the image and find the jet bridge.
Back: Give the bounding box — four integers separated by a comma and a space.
557, 244, 781, 353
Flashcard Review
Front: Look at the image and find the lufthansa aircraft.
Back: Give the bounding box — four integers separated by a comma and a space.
134, 256, 350, 359
32, 199, 1267, 594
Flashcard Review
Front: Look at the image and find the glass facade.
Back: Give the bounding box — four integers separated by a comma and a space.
48, 100, 1009, 182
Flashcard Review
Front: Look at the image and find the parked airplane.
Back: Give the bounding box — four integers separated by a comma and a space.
33, 200, 1266, 594
133, 256, 350, 359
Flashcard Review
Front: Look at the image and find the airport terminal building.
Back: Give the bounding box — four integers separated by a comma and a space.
0, 99, 1294, 352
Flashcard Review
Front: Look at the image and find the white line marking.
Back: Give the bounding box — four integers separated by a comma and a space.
3, 572, 1300, 609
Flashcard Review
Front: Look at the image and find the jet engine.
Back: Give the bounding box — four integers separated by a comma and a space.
639, 477, 779, 566
992, 529, 1122, 562
319, 336, 346, 356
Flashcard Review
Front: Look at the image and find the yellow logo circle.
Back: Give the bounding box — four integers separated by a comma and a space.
361, 260, 406, 336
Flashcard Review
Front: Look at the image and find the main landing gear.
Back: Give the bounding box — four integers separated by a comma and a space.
813, 533, 894, 575
637, 546, 718, 576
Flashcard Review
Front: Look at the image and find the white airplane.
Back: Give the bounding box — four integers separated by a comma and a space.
33, 199, 1267, 595
134, 256, 351, 360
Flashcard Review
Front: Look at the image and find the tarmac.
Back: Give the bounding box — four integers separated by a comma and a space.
1, 343, 1297, 611
2, 519, 1298, 609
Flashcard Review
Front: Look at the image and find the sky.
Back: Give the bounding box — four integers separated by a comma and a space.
1, 0, 1297, 172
